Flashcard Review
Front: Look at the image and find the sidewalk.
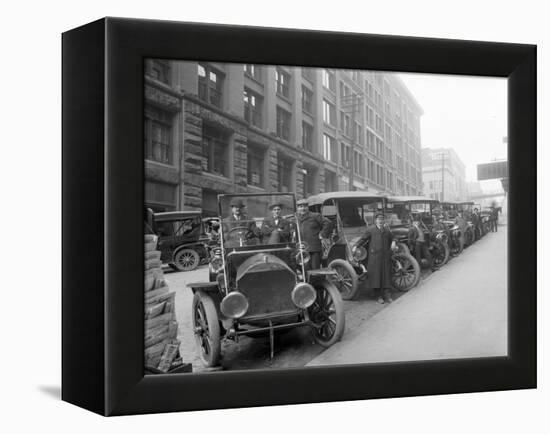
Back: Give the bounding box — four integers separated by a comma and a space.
308, 227, 508, 366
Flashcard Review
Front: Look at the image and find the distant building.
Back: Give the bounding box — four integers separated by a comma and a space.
422, 148, 467, 202
144, 60, 424, 214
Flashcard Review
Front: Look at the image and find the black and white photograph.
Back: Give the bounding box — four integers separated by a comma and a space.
142, 60, 508, 373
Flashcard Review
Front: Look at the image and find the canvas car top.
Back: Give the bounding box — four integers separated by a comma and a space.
306, 191, 385, 207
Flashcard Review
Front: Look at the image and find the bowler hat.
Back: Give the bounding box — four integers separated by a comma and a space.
296, 198, 308, 206
268, 202, 283, 210
229, 198, 245, 208
374, 213, 385, 219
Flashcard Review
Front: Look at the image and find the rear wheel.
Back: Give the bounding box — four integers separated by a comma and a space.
450, 236, 464, 256
328, 259, 359, 300
463, 228, 474, 246
191, 291, 221, 367
174, 248, 200, 271
391, 253, 420, 291
308, 281, 345, 347
432, 240, 450, 269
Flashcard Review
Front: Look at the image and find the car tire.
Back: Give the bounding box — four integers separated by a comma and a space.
328, 259, 359, 300
173, 248, 200, 272
432, 240, 450, 269
309, 281, 345, 348
391, 253, 420, 291
191, 290, 221, 367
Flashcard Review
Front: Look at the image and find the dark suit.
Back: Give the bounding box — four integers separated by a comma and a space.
297, 211, 332, 269
261, 216, 292, 244
356, 224, 394, 290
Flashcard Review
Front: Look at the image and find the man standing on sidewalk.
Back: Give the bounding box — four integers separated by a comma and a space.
296, 198, 332, 270
412, 217, 433, 271
355, 213, 397, 304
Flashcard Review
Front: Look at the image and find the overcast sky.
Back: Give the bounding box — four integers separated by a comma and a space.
397, 72, 507, 190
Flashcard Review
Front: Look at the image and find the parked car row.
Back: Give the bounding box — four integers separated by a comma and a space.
147, 192, 495, 367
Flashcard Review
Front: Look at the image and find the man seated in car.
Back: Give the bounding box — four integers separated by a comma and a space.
222, 198, 260, 247
261, 202, 292, 244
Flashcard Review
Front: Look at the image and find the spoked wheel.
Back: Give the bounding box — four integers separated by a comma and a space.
174, 248, 200, 272
191, 290, 221, 367
328, 259, 359, 300
432, 240, 450, 269
450, 237, 464, 257
463, 229, 474, 247
308, 281, 345, 347
391, 253, 421, 291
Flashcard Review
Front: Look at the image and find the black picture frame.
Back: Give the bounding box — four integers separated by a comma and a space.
62, 17, 536, 416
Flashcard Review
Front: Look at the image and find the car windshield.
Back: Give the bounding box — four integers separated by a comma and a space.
337, 198, 384, 228
385, 203, 412, 226
219, 194, 297, 248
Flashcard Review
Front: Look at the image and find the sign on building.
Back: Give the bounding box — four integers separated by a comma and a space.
477, 161, 508, 181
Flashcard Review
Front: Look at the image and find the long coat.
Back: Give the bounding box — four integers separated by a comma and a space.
297, 211, 332, 253
356, 224, 394, 289
261, 216, 292, 243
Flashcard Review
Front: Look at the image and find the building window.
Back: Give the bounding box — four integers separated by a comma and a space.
375, 91, 382, 108
243, 64, 261, 81
302, 122, 314, 152
385, 124, 392, 146
366, 131, 375, 153
375, 114, 383, 133
278, 154, 293, 193
366, 106, 374, 128
145, 181, 176, 211
198, 63, 223, 108
341, 143, 350, 169
303, 165, 317, 197
301, 86, 314, 114
387, 172, 393, 190
243, 88, 262, 128
322, 69, 335, 91
323, 134, 337, 163
247, 143, 266, 187
302, 67, 313, 81
340, 111, 352, 137
369, 160, 375, 181
354, 151, 364, 176
275, 69, 291, 98
387, 148, 393, 165
356, 123, 363, 145
376, 138, 384, 160
276, 106, 291, 141
146, 59, 171, 85
202, 124, 230, 177
322, 99, 336, 126
144, 106, 173, 165
377, 165, 385, 187
351, 70, 360, 83
324, 170, 337, 192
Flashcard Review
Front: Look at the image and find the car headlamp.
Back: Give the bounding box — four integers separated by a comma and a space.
291, 282, 316, 309
352, 245, 367, 261
210, 256, 224, 273
220, 291, 249, 319
296, 250, 311, 266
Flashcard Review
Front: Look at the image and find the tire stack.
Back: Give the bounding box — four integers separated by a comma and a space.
144, 234, 190, 374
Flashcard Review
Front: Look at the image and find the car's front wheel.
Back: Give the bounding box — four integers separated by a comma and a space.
191, 290, 221, 367
432, 240, 450, 269
173, 248, 200, 272
308, 281, 345, 347
391, 253, 420, 291
328, 259, 359, 300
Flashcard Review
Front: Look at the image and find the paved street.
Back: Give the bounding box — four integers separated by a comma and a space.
308, 226, 507, 366
164, 226, 507, 372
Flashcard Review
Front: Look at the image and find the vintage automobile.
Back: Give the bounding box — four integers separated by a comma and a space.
307, 192, 421, 300
187, 193, 345, 367
479, 207, 494, 235
386, 196, 450, 269
145, 209, 219, 272
435, 202, 464, 256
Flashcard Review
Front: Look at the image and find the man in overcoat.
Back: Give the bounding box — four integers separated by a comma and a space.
296, 198, 332, 270
261, 202, 292, 244
354, 213, 397, 304
222, 198, 259, 246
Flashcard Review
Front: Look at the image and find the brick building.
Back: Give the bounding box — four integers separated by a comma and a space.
144, 59, 424, 215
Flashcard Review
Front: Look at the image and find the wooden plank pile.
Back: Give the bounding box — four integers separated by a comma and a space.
144, 234, 190, 373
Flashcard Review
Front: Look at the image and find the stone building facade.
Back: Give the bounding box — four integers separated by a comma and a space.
144, 59, 424, 215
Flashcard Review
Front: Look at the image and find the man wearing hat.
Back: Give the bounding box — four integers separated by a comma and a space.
296, 198, 332, 270
354, 213, 397, 304
261, 202, 291, 244
222, 198, 259, 246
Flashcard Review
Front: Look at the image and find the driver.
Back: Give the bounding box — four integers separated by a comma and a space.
222, 198, 259, 246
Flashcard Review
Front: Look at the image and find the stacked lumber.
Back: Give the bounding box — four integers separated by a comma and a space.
144, 234, 188, 373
